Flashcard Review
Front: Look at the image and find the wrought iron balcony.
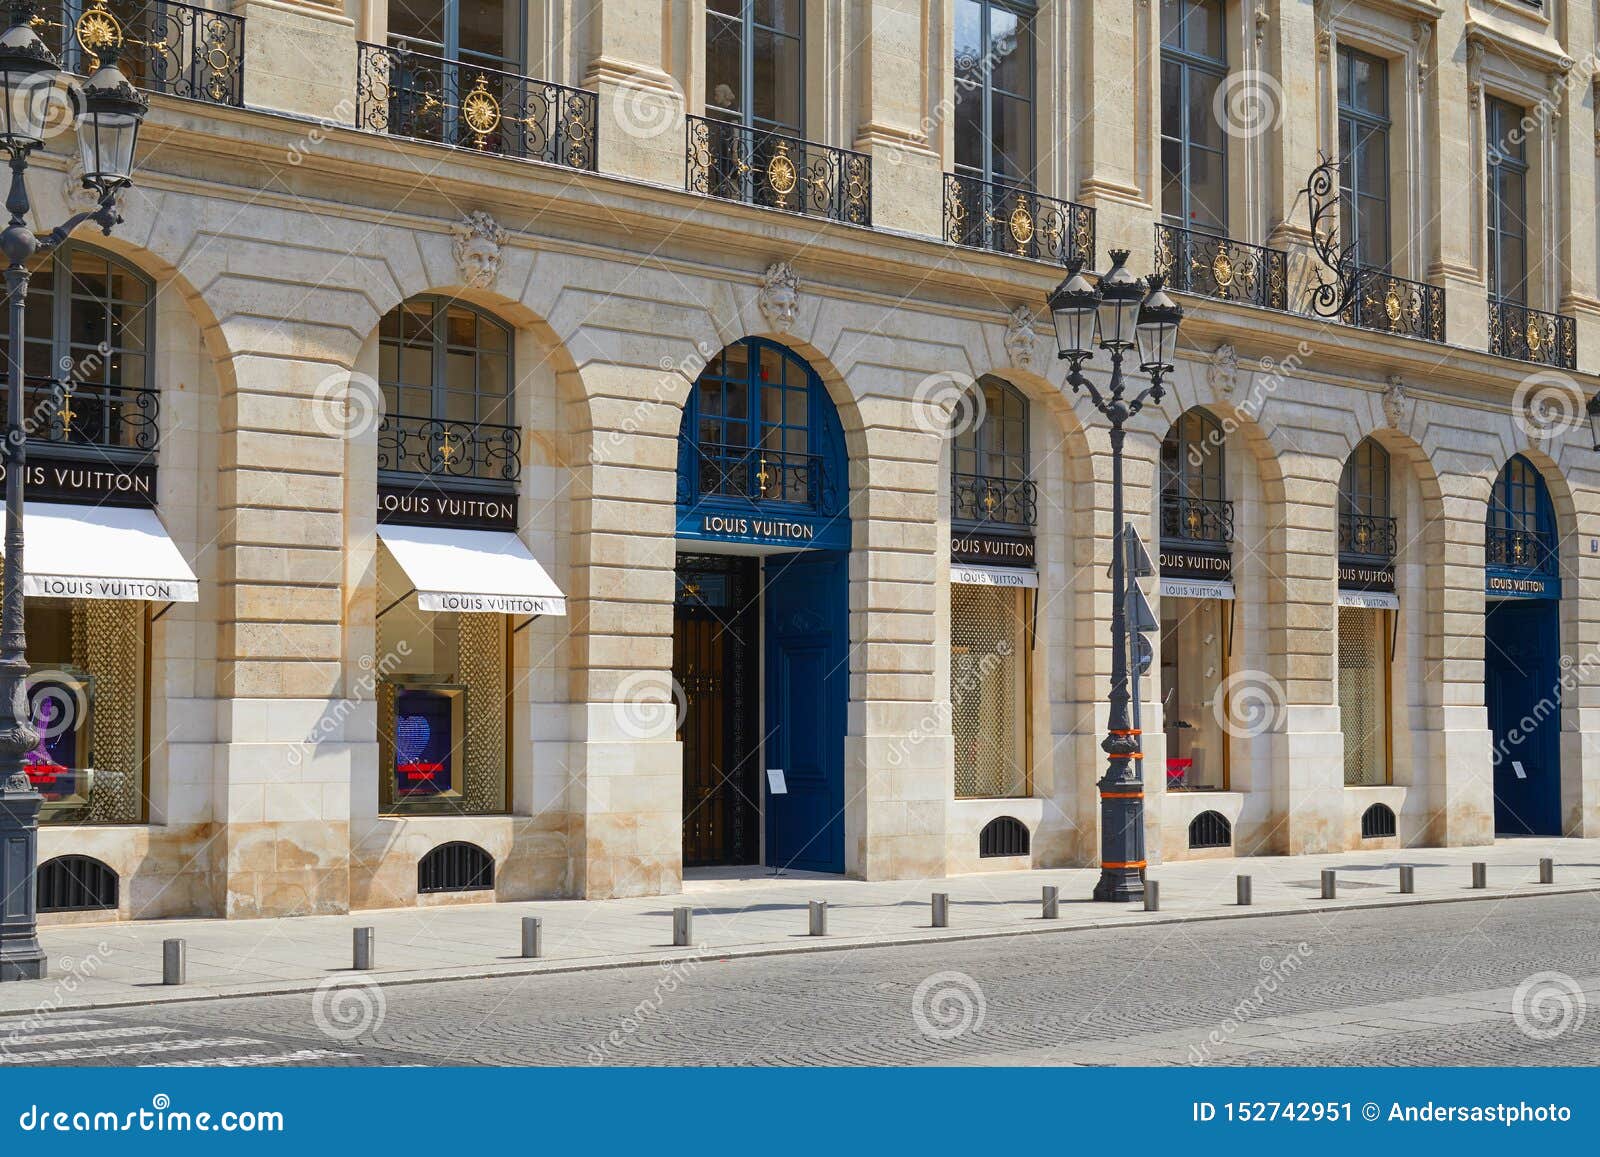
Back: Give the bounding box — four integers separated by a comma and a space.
1338, 511, 1397, 561
1340, 265, 1446, 343
943, 173, 1094, 266
951, 473, 1036, 529
1161, 494, 1234, 547
680, 441, 834, 510
1486, 523, 1558, 576
685, 116, 871, 226
17, 378, 158, 457
357, 42, 598, 170
37, 0, 243, 106
378, 413, 521, 483
1488, 297, 1576, 369
1153, 224, 1289, 311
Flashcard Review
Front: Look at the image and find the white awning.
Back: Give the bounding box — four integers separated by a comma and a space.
1160, 577, 1235, 601
1338, 589, 1399, 610
951, 563, 1039, 589
10, 502, 198, 602
377, 524, 566, 617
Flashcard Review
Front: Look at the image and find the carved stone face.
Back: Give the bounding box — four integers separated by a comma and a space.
763, 280, 798, 328
457, 233, 500, 289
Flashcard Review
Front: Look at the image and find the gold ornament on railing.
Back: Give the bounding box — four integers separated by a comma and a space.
1526, 319, 1543, 354
756, 457, 771, 494
767, 141, 798, 197
438, 432, 458, 463
461, 75, 502, 147
57, 382, 76, 436
74, 0, 125, 70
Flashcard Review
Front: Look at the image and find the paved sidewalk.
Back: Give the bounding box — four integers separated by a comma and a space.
4, 838, 1595, 1015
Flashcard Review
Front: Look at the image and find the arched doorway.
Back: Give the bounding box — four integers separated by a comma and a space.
1336, 437, 1398, 789
1484, 454, 1562, 835
674, 338, 850, 872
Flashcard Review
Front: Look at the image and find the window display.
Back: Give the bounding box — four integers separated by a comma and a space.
1160, 595, 1229, 790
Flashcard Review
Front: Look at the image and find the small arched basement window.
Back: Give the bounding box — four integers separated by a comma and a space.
978, 816, 1030, 858
1188, 810, 1232, 850
417, 841, 496, 894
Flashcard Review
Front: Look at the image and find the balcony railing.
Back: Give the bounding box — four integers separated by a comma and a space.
1153, 224, 1289, 311
943, 173, 1094, 267
685, 116, 871, 226
17, 378, 158, 456
356, 42, 598, 170
37, 0, 244, 106
1486, 522, 1558, 576
1488, 298, 1576, 369
1338, 511, 1397, 561
1341, 266, 1446, 342
378, 414, 521, 483
952, 473, 1037, 528
680, 441, 834, 510
1161, 494, 1234, 547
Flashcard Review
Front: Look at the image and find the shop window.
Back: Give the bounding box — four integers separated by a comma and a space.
954, 0, 1035, 186
1187, 810, 1232, 850
36, 855, 119, 913
417, 841, 496, 893
1361, 802, 1397, 839
23, 599, 147, 825
1160, 0, 1227, 234
378, 296, 518, 484
1338, 605, 1391, 786
978, 815, 1030, 858
1160, 595, 1230, 790
1160, 408, 1231, 547
951, 583, 1028, 799
951, 375, 1034, 530
1338, 438, 1395, 560
377, 589, 510, 816
0, 243, 157, 459
1486, 455, 1557, 577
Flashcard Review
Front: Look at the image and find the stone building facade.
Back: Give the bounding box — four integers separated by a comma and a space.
19, 0, 1600, 921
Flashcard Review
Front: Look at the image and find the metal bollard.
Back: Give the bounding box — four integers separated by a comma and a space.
1042, 885, 1060, 920
1144, 880, 1160, 912
353, 927, 375, 971
1399, 865, 1414, 894
672, 906, 693, 947
521, 916, 542, 959
808, 900, 827, 936
931, 892, 949, 928
1539, 857, 1554, 885
162, 939, 185, 986
1236, 875, 1252, 906
1320, 869, 1336, 900
1471, 862, 1487, 890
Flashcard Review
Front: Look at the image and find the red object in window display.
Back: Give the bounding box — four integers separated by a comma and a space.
1166, 757, 1192, 788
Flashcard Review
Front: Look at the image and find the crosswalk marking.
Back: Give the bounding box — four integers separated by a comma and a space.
0, 1037, 263, 1064
2, 1026, 177, 1048
0, 1017, 109, 1031
146, 1049, 363, 1067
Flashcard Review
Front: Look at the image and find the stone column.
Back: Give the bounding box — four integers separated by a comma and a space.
852, 0, 943, 237
1553, 5, 1600, 363
238, 0, 359, 125
1074, 0, 1153, 268
582, 0, 686, 186
1430, 11, 1487, 349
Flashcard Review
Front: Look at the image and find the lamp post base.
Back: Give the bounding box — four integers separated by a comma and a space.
1091, 866, 1145, 903
0, 782, 47, 982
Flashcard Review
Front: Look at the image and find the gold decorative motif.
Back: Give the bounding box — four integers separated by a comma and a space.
1211, 247, 1235, 289
438, 433, 457, 463
1526, 320, 1543, 353
1384, 288, 1403, 323
74, 0, 123, 64
1007, 201, 1035, 246
461, 75, 501, 140
756, 457, 771, 494
57, 383, 75, 435
767, 142, 798, 196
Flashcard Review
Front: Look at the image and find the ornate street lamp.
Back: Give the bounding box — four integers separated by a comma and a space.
1586, 391, 1600, 452
1046, 249, 1182, 903
0, 1, 145, 982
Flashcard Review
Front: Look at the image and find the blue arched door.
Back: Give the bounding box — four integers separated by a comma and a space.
674, 338, 849, 872
1484, 455, 1562, 836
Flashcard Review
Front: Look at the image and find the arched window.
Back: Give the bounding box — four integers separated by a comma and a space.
952, 375, 1033, 528
0, 243, 156, 457
1160, 408, 1230, 545
1338, 438, 1395, 559
377, 296, 518, 483
1487, 455, 1556, 576
679, 337, 843, 513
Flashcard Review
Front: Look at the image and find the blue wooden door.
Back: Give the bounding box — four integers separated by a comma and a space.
1486, 599, 1562, 835
764, 550, 848, 872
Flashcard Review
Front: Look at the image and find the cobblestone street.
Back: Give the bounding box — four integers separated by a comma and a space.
4, 892, 1596, 1067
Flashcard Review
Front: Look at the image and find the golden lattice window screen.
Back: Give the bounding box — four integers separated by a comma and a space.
457, 612, 507, 813
72, 599, 145, 823
1338, 605, 1389, 787
951, 584, 1027, 799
